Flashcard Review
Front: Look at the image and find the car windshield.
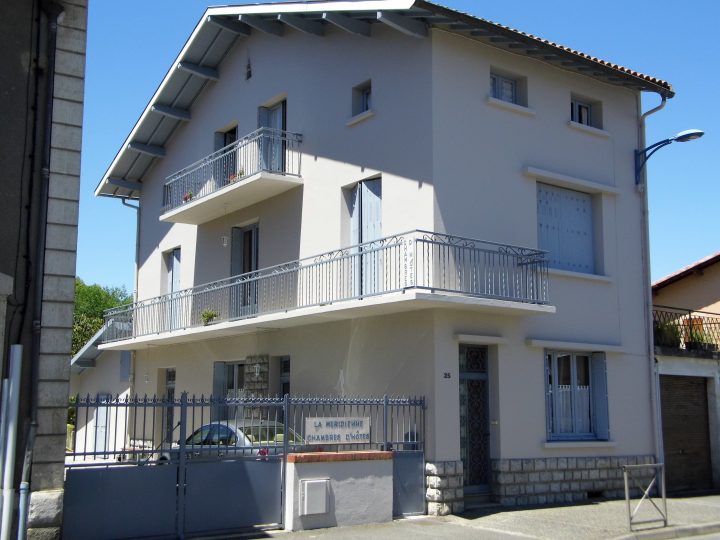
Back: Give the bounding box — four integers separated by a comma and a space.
185, 424, 237, 446
243, 424, 302, 445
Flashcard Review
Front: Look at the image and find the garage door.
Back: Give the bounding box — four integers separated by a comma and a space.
660, 375, 712, 492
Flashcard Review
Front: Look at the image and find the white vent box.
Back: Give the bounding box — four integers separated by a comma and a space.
300, 478, 330, 516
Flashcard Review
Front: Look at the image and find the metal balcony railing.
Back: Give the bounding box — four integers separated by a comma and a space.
653, 306, 720, 352
162, 127, 302, 214
103, 231, 549, 343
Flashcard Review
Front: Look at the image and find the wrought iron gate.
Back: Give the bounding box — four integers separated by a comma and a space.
64, 394, 425, 539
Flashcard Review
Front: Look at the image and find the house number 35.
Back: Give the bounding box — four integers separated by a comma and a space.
443, 372, 451, 379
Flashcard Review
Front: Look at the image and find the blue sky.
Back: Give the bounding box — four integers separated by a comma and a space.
78, 0, 719, 292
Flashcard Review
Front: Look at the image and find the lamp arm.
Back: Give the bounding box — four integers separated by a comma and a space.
635, 138, 673, 184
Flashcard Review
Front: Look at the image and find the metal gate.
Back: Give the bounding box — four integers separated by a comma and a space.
64, 394, 425, 539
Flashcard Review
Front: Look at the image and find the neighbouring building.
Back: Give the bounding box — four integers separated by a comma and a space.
0, 0, 87, 538
652, 252, 720, 493
78, 0, 675, 519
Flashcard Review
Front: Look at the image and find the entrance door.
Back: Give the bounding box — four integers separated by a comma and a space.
349, 179, 382, 296
258, 100, 286, 172
163, 368, 176, 446
230, 224, 259, 318
459, 345, 490, 493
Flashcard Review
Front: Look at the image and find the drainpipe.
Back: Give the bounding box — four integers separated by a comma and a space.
637, 92, 667, 474
1, 346, 23, 540
121, 198, 140, 399
17, 4, 63, 539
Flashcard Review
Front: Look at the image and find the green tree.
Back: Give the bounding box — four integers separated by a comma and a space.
71, 278, 132, 355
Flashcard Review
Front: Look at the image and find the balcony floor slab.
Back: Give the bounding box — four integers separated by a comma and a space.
160, 171, 302, 225
99, 289, 555, 351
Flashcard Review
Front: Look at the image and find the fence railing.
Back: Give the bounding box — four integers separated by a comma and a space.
652, 306, 720, 352
65, 394, 425, 466
162, 127, 302, 214
103, 231, 548, 342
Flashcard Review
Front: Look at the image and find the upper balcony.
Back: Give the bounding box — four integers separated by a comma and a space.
653, 306, 720, 357
160, 128, 303, 225
101, 231, 554, 349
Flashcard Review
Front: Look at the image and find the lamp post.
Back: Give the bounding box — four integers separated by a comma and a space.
635, 129, 704, 184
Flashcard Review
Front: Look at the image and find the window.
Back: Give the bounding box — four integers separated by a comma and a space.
537, 182, 595, 274
545, 351, 608, 440
571, 95, 603, 129
491, 73, 517, 104
352, 80, 372, 116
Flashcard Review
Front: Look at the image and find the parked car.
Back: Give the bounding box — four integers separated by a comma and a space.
159, 420, 304, 461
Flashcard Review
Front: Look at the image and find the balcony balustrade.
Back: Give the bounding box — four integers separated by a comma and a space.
653, 306, 720, 353
103, 231, 550, 343
161, 127, 302, 224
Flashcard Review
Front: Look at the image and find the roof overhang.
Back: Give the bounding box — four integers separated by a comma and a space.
95, 0, 674, 200
652, 251, 720, 292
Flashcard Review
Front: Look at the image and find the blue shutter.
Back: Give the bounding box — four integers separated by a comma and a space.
119, 351, 131, 382
537, 183, 593, 273
360, 179, 382, 295
590, 352, 609, 440
544, 352, 554, 439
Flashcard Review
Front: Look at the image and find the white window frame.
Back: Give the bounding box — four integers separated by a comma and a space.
571, 99, 592, 126
545, 351, 609, 441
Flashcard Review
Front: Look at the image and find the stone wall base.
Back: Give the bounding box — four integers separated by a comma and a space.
27, 489, 63, 539
492, 455, 656, 506
425, 460, 464, 515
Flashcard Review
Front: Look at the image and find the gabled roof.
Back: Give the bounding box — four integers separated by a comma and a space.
652, 251, 720, 292
95, 0, 674, 200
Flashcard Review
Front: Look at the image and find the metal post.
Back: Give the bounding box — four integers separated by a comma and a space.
383, 395, 389, 451
623, 467, 631, 531
661, 463, 667, 527
1, 345, 23, 540
176, 393, 188, 539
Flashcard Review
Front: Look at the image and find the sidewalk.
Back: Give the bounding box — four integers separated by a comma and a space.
267, 494, 720, 540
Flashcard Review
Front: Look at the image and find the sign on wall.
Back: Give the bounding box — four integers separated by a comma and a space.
304, 417, 371, 444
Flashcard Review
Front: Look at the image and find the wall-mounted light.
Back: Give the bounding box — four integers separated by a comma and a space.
220, 234, 229, 248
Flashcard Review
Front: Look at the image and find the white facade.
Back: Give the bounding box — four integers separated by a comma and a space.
88, 1, 674, 510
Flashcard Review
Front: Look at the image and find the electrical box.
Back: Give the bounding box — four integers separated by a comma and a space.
300, 479, 330, 516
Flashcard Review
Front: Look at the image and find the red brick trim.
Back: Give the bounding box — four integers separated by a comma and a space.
287, 451, 393, 463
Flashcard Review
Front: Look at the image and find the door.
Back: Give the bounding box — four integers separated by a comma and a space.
660, 375, 713, 492
459, 345, 490, 494
164, 369, 176, 446
350, 179, 382, 296
214, 126, 238, 188
258, 100, 286, 173
167, 248, 181, 330
94, 394, 110, 457
230, 224, 259, 318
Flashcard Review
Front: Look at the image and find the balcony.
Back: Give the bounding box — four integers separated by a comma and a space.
102, 231, 553, 347
653, 306, 720, 355
160, 128, 302, 225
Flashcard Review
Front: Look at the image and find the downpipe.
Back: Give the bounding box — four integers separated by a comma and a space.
1, 347, 23, 540
637, 92, 667, 480
17, 4, 63, 539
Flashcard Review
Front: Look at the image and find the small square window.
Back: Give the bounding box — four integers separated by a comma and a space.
571, 95, 603, 129
352, 80, 372, 116
491, 73, 517, 104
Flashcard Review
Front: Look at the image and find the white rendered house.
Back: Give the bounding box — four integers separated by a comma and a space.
89, 0, 675, 512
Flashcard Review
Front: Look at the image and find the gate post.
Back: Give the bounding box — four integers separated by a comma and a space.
281, 393, 289, 528
383, 394, 389, 451
177, 392, 188, 539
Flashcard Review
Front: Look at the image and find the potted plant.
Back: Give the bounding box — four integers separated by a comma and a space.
200, 309, 219, 326
228, 168, 244, 183
685, 328, 718, 352
652, 320, 681, 349
182, 191, 193, 203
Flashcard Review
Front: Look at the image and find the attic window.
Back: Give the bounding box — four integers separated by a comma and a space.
352, 80, 372, 116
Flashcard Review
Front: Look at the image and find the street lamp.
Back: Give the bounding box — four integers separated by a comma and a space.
635, 129, 704, 184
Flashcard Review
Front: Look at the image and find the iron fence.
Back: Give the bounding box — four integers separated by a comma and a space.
103, 230, 548, 342
65, 393, 425, 466
162, 127, 302, 214
652, 306, 720, 352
